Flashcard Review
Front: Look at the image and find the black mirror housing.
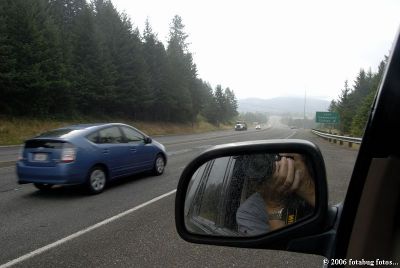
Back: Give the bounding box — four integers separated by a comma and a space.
175, 139, 331, 254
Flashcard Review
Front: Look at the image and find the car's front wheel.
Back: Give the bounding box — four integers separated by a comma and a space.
86, 166, 107, 194
33, 183, 53, 191
153, 154, 165, 175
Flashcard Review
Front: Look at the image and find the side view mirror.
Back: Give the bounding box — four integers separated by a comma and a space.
175, 139, 333, 255
144, 137, 152, 144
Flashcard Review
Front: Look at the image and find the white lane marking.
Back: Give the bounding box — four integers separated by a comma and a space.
0, 189, 177, 268
0, 166, 14, 171
0, 145, 22, 148
285, 131, 297, 139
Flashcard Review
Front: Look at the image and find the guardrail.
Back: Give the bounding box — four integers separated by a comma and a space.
311, 129, 362, 148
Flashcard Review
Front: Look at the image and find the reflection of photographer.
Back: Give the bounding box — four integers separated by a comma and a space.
236, 153, 315, 235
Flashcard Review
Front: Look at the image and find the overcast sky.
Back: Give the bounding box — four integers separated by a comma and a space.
112, 0, 399, 101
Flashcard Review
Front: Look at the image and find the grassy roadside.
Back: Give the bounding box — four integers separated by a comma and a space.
0, 117, 232, 146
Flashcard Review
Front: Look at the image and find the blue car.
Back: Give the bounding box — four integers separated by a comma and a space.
17, 123, 167, 194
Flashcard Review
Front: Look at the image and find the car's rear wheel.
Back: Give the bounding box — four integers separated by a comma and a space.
33, 183, 53, 191
153, 154, 165, 175
86, 166, 107, 194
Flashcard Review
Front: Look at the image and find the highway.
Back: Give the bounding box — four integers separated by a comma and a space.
0, 122, 358, 267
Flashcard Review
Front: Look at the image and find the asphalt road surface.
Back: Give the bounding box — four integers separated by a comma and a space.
0, 123, 358, 267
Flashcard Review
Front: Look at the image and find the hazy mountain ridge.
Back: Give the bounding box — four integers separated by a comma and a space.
238, 97, 330, 118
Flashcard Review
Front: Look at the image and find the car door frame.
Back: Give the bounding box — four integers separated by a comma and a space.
119, 125, 154, 173
95, 125, 131, 178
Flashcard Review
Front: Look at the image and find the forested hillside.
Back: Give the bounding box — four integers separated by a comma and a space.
328, 57, 387, 136
0, 0, 238, 124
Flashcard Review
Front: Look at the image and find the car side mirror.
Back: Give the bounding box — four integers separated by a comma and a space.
144, 137, 152, 144
175, 139, 332, 255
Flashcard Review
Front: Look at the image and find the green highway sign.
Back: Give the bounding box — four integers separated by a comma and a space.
315, 112, 339, 123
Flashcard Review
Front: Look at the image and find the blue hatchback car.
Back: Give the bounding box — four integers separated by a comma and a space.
17, 123, 167, 194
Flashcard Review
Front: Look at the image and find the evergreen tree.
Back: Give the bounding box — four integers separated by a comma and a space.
201, 82, 219, 124
331, 56, 388, 136
166, 15, 194, 122
143, 19, 170, 121
351, 90, 375, 136
69, 1, 106, 115
350, 59, 387, 136
349, 69, 372, 106
47, 0, 88, 116
214, 85, 226, 125
224, 87, 238, 120
2, 0, 69, 117
328, 100, 337, 112
115, 21, 151, 119
0, 0, 17, 114
95, 1, 151, 118
336, 80, 352, 134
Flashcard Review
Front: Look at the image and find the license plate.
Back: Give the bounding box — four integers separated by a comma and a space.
33, 153, 48, 161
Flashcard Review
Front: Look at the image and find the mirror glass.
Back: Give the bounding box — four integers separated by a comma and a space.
184, 153, 316, 236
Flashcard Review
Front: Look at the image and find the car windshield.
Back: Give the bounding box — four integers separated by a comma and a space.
1, 0, 399, 267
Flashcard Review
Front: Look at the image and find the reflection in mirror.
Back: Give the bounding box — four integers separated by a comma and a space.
184, 153, 316, 237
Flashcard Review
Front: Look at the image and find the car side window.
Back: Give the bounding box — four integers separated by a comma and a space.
198, 157, 231, 224
185, 163, 207, 216
86, 131, 99, 144
121, 126, 144, 144
98, 127, 123, 144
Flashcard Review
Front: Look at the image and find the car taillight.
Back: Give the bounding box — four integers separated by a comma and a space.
61, 147, 76, 163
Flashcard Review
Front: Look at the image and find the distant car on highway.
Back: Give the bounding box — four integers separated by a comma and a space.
16, 123, 167, 194
234, 121, 247, 131
255, 124, 261, 130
